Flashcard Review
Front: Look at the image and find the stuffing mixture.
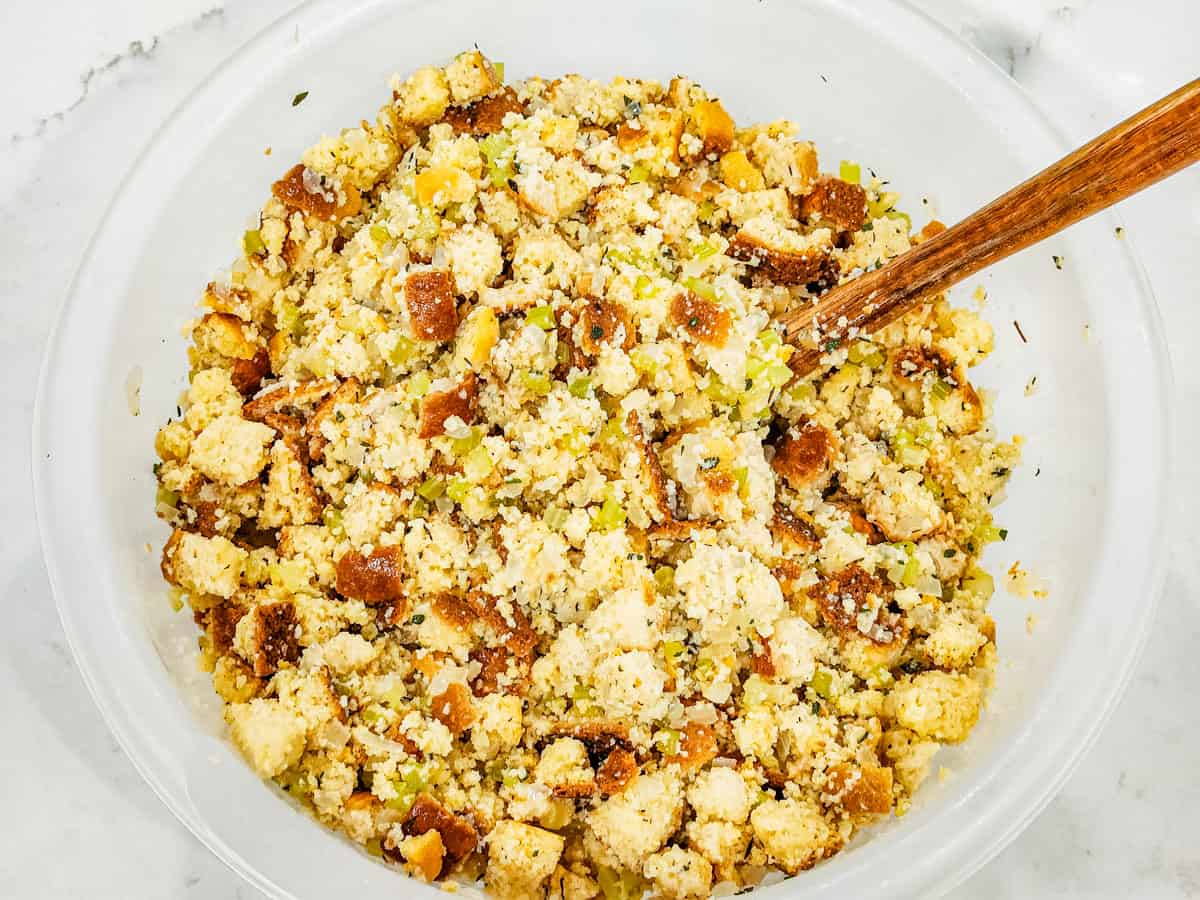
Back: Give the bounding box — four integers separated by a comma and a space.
153, 50, 1018, 899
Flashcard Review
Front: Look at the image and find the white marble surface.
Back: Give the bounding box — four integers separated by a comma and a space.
1, 1, 1197, 896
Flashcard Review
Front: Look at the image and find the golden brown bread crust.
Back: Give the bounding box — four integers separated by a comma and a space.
405, 271, 459, 342
335, 546, 405, 605
245, 600, 300, 677
403, 794, 479, 864
271, 163, 362, 220
771, 418, 836, 489
798, 176, 868, 233
728, 233, 837, 286
670, 291, 731, 348
418, 372, 479, 439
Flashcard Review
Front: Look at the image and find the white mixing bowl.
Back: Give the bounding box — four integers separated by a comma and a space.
33, 0, 1171, 896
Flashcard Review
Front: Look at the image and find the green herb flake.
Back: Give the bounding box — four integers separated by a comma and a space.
411, 613, 426, 625
291, 90, 309, 107
1052, 255, 1064, 270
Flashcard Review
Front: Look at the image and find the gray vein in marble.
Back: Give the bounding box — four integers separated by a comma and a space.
9, 4, 225, 144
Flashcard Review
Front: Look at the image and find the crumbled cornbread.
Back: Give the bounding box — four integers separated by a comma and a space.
154, 52, 1017, 897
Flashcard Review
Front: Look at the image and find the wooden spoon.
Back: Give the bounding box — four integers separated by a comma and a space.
782, 78, 1200, 375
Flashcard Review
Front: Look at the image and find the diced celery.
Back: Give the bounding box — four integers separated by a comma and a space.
629, 346, 659, 374
961, 568, 995, 600
156, 486, 180, 509
416, 477, 445, 500
464, 445, 494, 480
597, 866, 643, 900
360, 704, 389, 727
839, 160, 862, 185
764, 361, 793, 389
493, 61, 505, 83
704, 377, 739, 407
682, 276, 718, 303
369, 223, 391, 244
745, 356, 769, 381
599, 418, 626, 444
479, 134, 515, 188
652, 729, 681, 755
756, 328, 782, 349
409, 371, 431, 397
930, 379, 954, 401
902, 555, 921, 587
279, 301, 305, 340
663, 639, 685, 659
322, 507, 344, 536
691, 241, 718, 260
733, 465, 749, 493
697, 200, 717, 220
627, 162, 651, 183
572, 684, 594, 703
886, 209, 913, 229
451, 427, 482, 456
593, 496, 626, 531
654, 566, 676, 595
526, 305, 556, 331
242, 228, 266, 256
409, 496, 430, 518
380, 681, 407, 708
568, 376, 592, 399
869, 667, 895, 689
633, 274, 656, 299
521, 371, 552, 395
446, 478, 472, 504
810, 669, 834, 699
412, 211, 440, 240
787, 381, 817, 404
365, 837, 384, 858
543, 505, 570, 530
389, 335, 417, 366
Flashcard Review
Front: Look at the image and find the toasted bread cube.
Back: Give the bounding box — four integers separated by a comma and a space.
588, 771, 682, 870
430, 682, 476, 736
826, 763, 894, 815
259, 439, 321, 528
190, 414, 275, 487
454, 306, 499, 372
226, 697, 306, 778
418, 372, 479, 438
335, 545, 405, 605
234, 600, 300, 676
720, 150, 765, 192
405, 270, 459, 342
399, 829, 445, 882
397, 65, 451, 126
162, 530, 248, 599
750, 798, 841, 874
799, 176, 868, 232
644, 846, 713, 899
687, 767, 752, 824
772, 418, 836, 490
535, 737, 596, 797
692, 99, 735, 155
886, 670, 982, 743
445, 50, 500, 104
485, 820, 565, 897
405, 794, 479, 863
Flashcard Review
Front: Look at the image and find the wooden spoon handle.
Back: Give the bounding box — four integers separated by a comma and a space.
783, 78, 1200, 374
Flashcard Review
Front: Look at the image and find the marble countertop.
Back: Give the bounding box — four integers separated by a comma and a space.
1, 1, 1197, 896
